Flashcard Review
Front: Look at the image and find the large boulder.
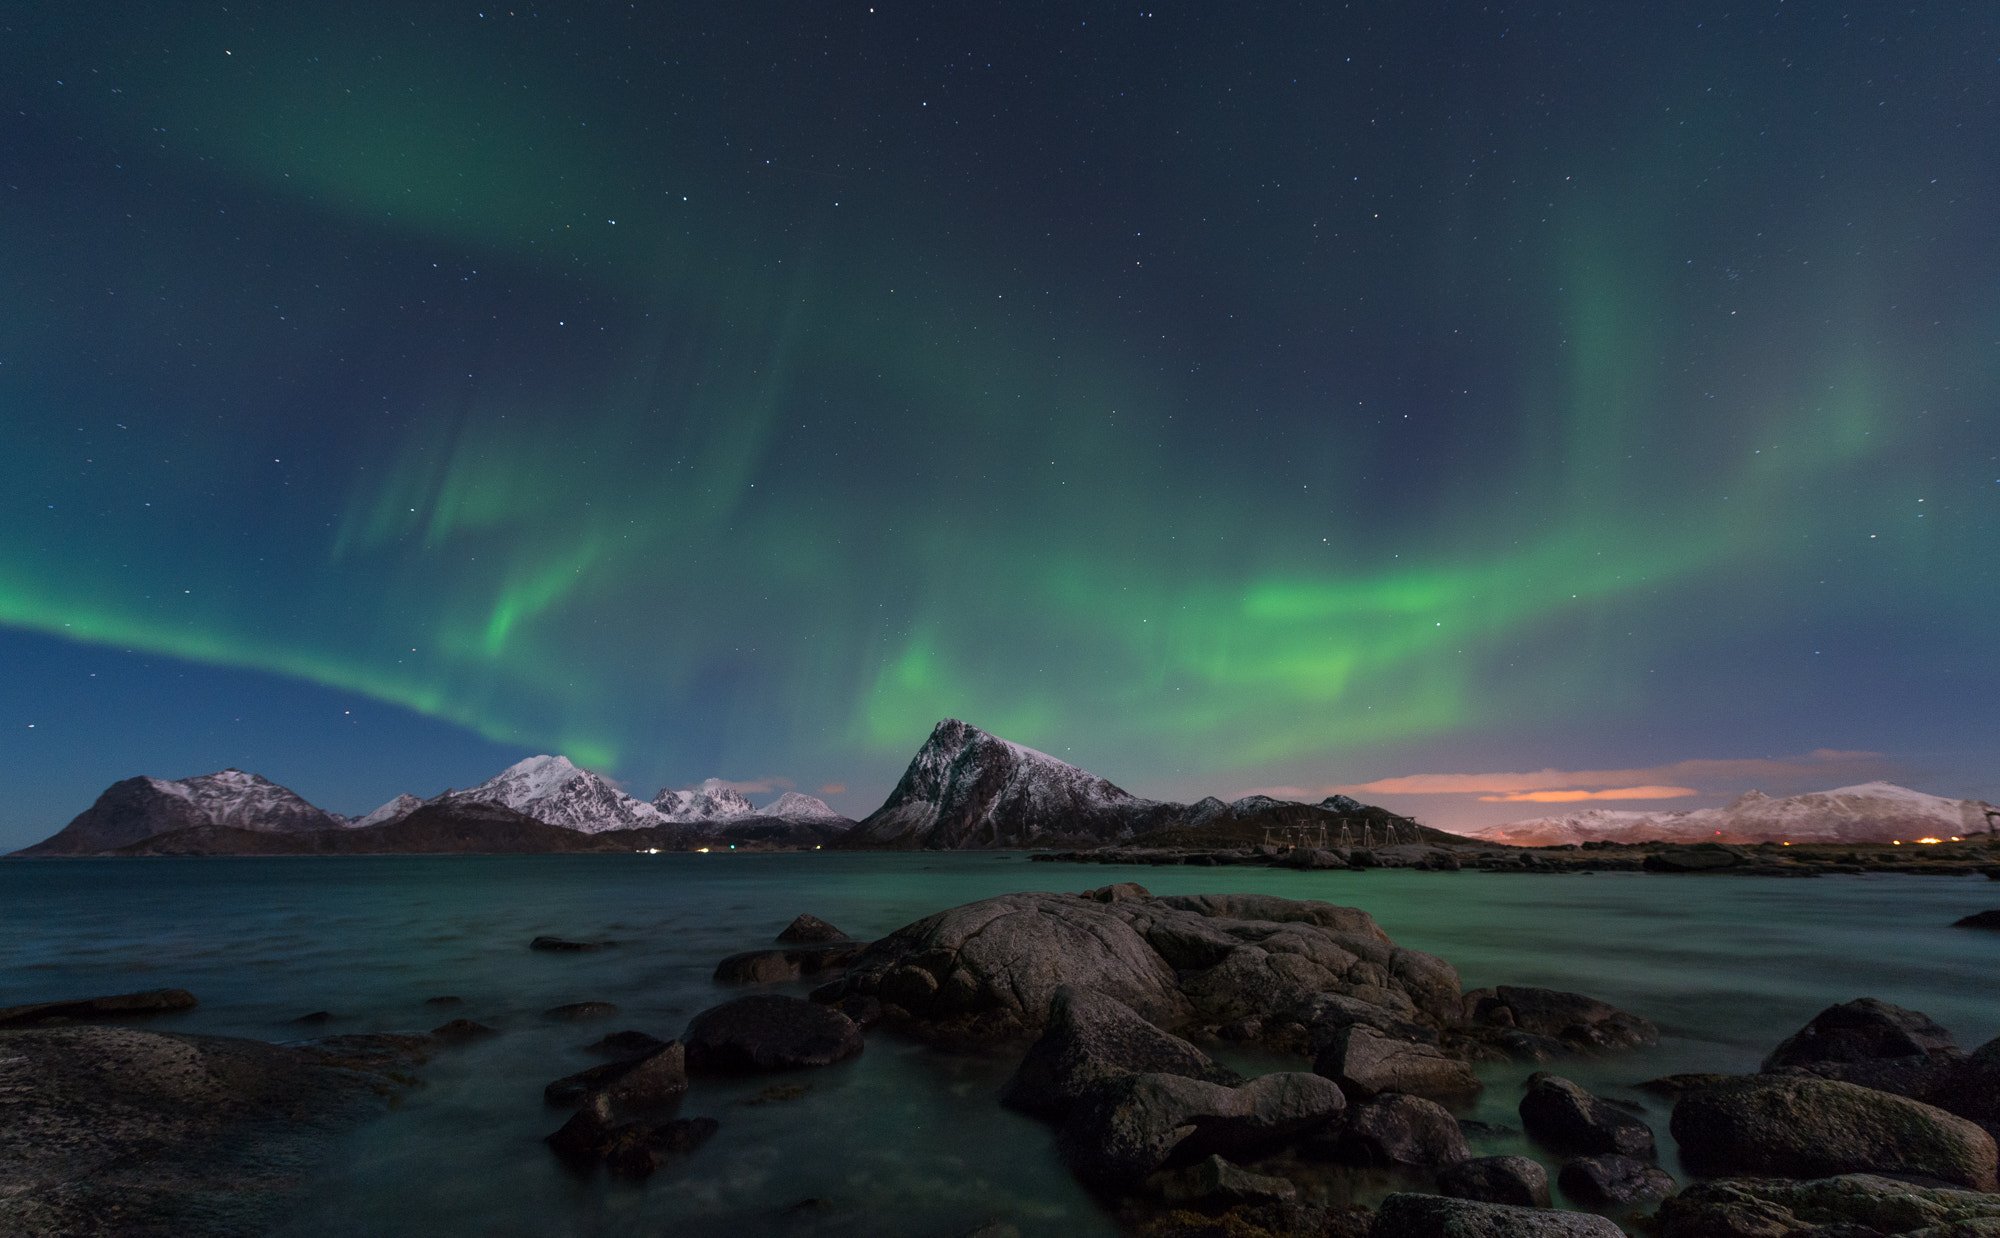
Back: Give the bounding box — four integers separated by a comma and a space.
684, 995, 864, 1072
1316, 1025, 1482, 1102
815, 893, 1191, 1044
1155, 1154, 1300, 1207
1370, 1192, 1623, 1237
1436, 1155, 1552, 1208
1763, 999, 1961, 1071
1518, 1074, 1656, 1157
1000, 985, 1241, 1119
1056, 1070, 1344, 1186
1672, 1076, 1998, 1191
1324, 1093, 1472, 1170
777, 914, 851, 943
1656, 1174, 2000, 1238
0, 1025, 419, 1236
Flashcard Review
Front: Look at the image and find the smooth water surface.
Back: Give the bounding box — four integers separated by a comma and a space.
2, 855, 1995, 1236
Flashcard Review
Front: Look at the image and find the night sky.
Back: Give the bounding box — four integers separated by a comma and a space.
4, 3, 1997, 849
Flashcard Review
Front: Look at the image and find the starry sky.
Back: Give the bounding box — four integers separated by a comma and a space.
3, 2, 1997, 849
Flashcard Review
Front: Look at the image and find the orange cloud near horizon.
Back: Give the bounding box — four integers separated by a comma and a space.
1475, 785, 1698, 803
1337, 751, 1883, 798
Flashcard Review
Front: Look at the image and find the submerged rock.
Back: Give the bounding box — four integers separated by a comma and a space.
1001, 984, 1242, 1119
544, 1041, 688, 1108
545, 1094, 717, 1179
1671, 1075, 1998, 1191
0, 988, 198, 1029
684, 994, 863, 1072
1954, 910, 2000, 929
544, 1001, 619, 1021
585, 1030, 670, 1059
1463, 986, 1658, 1054
529, 936, 610, 952
430, 1018, 499, 1043
1370, 1192, 1623, 1237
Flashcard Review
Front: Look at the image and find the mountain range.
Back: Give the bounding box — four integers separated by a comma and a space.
1454, 781, 2000, 847
14, 758, 849, 857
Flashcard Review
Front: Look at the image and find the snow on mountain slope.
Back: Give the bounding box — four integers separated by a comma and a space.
350, 793, 425, 830
846, 718, 1179, 849
446, 755, 669, 834
1456, 781, 1998, 846
761, 791, 850, 825
13, 769, 346, 854
155, 769, 345, 834
652, 779, 759, 822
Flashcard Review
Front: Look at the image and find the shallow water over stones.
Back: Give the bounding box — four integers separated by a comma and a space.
1, 853, 1995, 1236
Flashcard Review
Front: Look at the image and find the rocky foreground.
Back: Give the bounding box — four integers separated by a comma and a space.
6, 888, 1999, 1237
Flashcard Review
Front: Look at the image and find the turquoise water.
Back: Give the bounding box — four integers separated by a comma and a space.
2, 855, 1995, 1236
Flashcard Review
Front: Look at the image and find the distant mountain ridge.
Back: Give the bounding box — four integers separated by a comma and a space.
14, 758, 854, 856
1455, 781, 2000, 846
839, 718, 1415, 850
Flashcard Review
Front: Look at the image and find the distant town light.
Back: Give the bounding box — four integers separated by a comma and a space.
1916, 838, 1942, 844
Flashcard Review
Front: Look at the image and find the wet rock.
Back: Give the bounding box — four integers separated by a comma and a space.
1155, 1154, 1299, 1207
1295, 992, 1442, 1050
1557, 1154, 1676, 1206
1323, 1093, 1472, 1170
1954, 910, 2000, 929
713, 941, 870, 984
1317, 1024, 1482, 1102
1057, 1070, 1345, 1186
684, 994, 863, 1072
1436, 1155, 1552, 1208
1671, 1075, 1998, 1191
818, 992, 884, 1029
529, 936, 609, 952
1080, 882, 1154, 902
1656, 1173, 2000, 1238
818, 892, 1193, 1045
1466, 986, 1658, 1053
544, 1001, 619, 1021
1371, 1192, 1624, 1237
586, 1030, 669, 1059
545, 1094, 717, 1179
430, 1018, 499, 1042
1762, 998, 1961, 1071
290, 1010, 336, 1025
1518, 1074, 1656, 1158
0, 1025, 418, 1236
1001, 984, 1242, 1119
777, 913, 851, 943
0, 987, 198, 1028
545, 1041, 688, 1108
422, 995, 461, 1006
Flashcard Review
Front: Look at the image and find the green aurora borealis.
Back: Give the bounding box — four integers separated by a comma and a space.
2, 3, 1996, 837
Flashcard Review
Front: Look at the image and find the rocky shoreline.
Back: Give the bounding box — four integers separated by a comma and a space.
1031, 839, 2000, 879
5, 887, 1997, 1237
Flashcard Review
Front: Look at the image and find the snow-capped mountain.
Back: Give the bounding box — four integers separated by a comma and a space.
15, 769, 347, 855
444, 755, 670, 834
845, 718, 1182, 849
761, 791, 849, 824
652, 779, 757, 823
1455, 782, 1999, 846
350, 793, 425, 830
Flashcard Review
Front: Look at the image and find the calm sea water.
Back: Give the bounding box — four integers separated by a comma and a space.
2, 855, 1995, 1236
